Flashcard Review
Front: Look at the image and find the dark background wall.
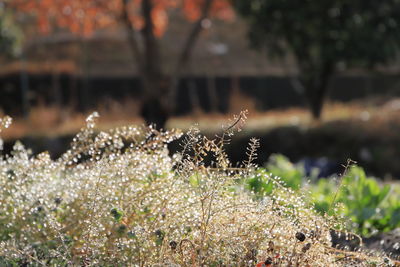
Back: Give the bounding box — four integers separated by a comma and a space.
1, 73, 400, 116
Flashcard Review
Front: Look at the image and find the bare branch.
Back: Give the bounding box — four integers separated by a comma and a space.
177, 0, 214, 73
141, 0, 163, 80
120, 0, 144, 74
167, 0, 214, 109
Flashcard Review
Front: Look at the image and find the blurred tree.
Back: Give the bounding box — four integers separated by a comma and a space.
11, 0, 234, 128
0, 3, 21, 57
0, 4, 29, 117
234, 0, 400, 119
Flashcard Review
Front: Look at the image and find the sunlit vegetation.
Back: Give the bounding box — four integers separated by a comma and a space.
0, 113, 397, 266
248, 154, 400, 237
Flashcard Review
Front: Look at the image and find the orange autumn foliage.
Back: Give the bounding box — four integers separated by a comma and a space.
12, 0, 234, 37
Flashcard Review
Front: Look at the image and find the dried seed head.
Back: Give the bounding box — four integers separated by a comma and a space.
295, 232, 306, 242
265, 257, 273, 265
54, 197, 62, 205
267, 240, 274, 252
155, 229, 163, 237
302, 243, 312, 253
169, 240, 177, 250
250, 248, 257, 257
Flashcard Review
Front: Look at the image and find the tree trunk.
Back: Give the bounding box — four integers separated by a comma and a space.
139, 0, 171, 128
302, 62, 333, 120
121, 0, 169, 129
121, 0, 214, 129
140, 95, 169, 128
305, 85, 326, 119
140, 75, 170, 128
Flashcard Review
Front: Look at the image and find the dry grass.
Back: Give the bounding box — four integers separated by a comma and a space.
0, 112, 398, 266
2, 98, 397, 141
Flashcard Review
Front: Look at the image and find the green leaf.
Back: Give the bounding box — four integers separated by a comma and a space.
110, 208, 123, 222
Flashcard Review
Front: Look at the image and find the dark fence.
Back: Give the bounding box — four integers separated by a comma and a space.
2, 73, 400, 116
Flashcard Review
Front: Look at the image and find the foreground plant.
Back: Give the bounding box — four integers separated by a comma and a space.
0, 112, 393, 266
248, 154, 400, 237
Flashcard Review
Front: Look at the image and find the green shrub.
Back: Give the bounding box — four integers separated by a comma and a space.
265, 154, 305, 190
312, 166, 399, 236
245, 168, 274, 197
247, 154, 400, 236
